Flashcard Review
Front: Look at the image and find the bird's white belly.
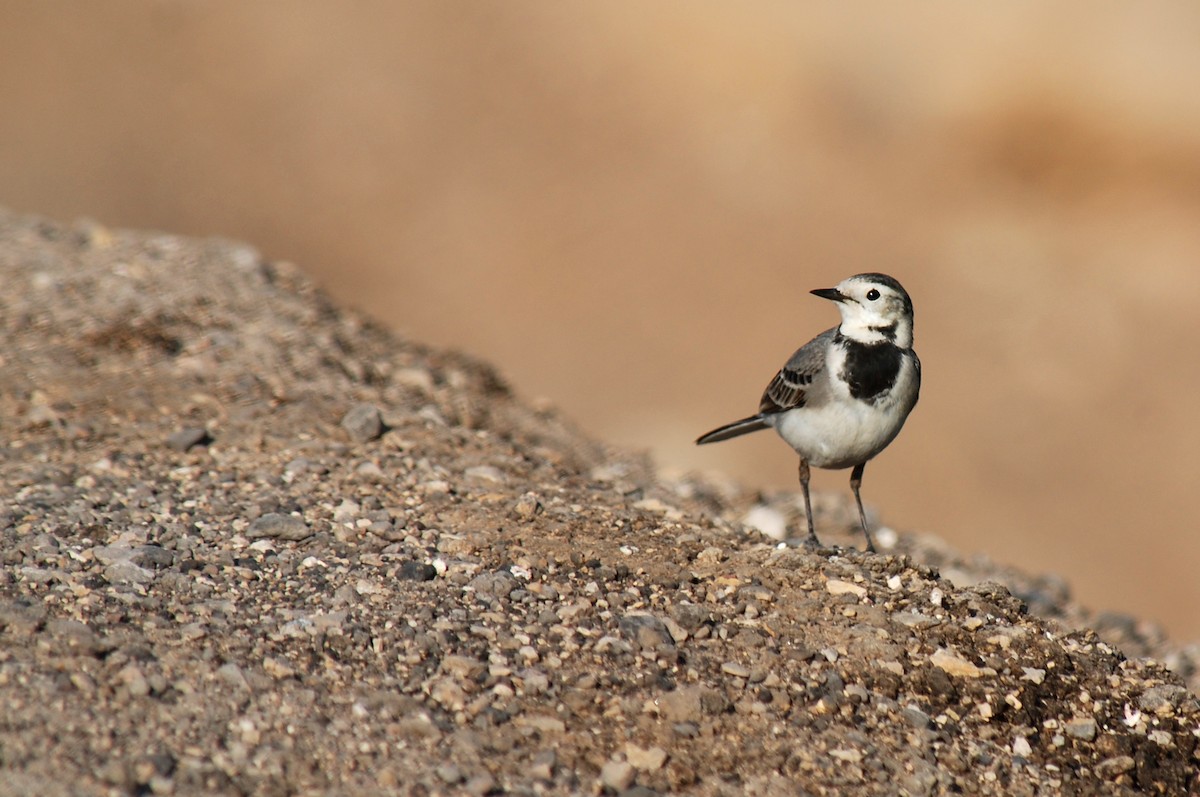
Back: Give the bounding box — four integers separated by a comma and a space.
769, 395, 909, 470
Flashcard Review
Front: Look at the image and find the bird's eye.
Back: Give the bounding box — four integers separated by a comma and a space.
866, 289, 880, 301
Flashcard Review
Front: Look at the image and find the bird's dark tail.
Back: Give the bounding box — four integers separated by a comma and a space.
695, 415, 769, 445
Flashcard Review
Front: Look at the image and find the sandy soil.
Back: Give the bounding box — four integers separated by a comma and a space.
2, 210, 1198, 795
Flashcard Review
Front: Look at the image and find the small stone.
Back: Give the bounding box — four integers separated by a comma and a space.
513, 493, 542, 519
670, 603, 711, 632
930, 648, 982, 678
624, 743, 667, 771
1147, 729, 1173, 746
216, 663, 250, 691
166, 427, 211, 452
397, 561, 437, 582
464, 465, 504, 484
133, 545, 174, 569
721, 661, 751, 679
441, 655, 485, 680
1095, 755, 1135, 779
263, 657, 296, 679
1012, 735, 1032, 758
662, 617, 689, 644
1064, 717, 1097, 741
659, 687, 702, 723
333, 499, 360, 523
618, 614, 673, 650
464, 773, 495, 797
517, 715, 565, 734
467, 570, 516, 598
1137, 684, 1188, 716
529, 750, 556, 780
430, 678, 467, 711
92, 544, 137, 566
902, 707, 933, 729
104, 560, 155, 585
826, 579, 867, 599
340, 402, 386, 442
247, 513, 311, 541
829, 748, 862, 764
356, 461, 386, 481
1021, 667, 1046, 684
118, 664, 150, 697
600, 760, 635, 792
436, 764, 462, 784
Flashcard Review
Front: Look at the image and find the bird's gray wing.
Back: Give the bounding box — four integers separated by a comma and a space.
758, 328, 836, 415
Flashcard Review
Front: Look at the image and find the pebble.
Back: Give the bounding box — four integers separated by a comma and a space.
436, 764, 462, 783
1021, 667, 1046, 684
529, 749, 556, 780
721, 661, 751, 679
669, 603, 711, 632
464, 465, 504, 483
464, 773, 495, 796
397, 561, 437, 582
166, 427, 211, 452
467, 570, 516, 598
118, 664, 150, 697
1137, 684, 1188, 716
1064, 717, 1097, 740
246, 513, 311, 541
624, 743, 667, 771
929, 648, 983, 678
104, 561, 155, 586
600, 759, 635, 792
618, 613, 674, 650
513, 493, 542, 519
659, 687, 703, 723
826, 579, 867, 599
1095, 755, 1135, 778
340, 403, 385, 442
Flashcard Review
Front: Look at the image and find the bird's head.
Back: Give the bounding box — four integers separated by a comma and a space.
811, 273, 914, 348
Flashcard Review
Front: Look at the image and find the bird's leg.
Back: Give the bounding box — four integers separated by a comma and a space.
798, 459, 820, 546
849, 462, 876, 553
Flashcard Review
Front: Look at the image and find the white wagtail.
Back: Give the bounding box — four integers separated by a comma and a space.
696, 273, 920, 552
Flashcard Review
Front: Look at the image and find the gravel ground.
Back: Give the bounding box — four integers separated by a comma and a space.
1, 208, 1198, 796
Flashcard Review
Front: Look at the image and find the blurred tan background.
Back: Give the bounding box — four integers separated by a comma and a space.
3, 3, 1199, 639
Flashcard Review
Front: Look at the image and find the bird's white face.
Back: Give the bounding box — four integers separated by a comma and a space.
823, 274, 914, 348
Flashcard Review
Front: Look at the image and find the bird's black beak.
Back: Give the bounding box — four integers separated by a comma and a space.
810, 287, 846, 302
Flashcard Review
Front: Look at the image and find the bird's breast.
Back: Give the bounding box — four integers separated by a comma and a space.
770, 345, 919, 469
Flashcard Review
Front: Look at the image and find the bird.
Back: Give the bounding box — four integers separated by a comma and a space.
696, 273, 920, 552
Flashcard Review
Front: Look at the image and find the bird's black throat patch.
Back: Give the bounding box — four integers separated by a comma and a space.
838, 336, 903, 403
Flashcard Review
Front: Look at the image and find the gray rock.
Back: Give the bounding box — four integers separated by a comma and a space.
467, 570, 517, 599
1095, 755, 1135, 779
1137, 684, 1189, 715
659, 686, 707, 723
341, 402, 385, 442
618, 613, 673, 650
247, 513, 311, 541
133, 544, 174, 569
166, 427, 211, 452
104, 561, 155, 585
398, 561, 437, 582
1064, 717, 1097, 740
669, 603, 711, 631
92, 545, 138, 566
599, 759, 635, 792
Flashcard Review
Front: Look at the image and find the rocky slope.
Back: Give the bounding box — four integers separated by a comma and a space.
1, 209, 1197, 796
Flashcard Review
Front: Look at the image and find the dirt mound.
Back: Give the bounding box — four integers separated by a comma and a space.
1, 209, 1196, 795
